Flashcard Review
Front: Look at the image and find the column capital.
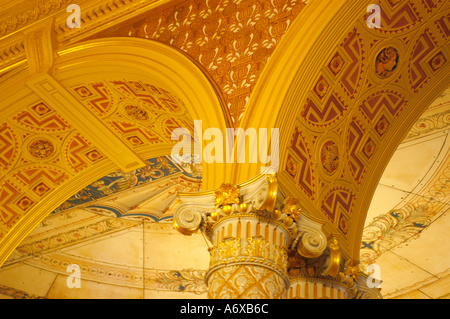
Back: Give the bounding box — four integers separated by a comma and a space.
173, 173, 327, 258
173, 173, 330, 299
288, 236, 383, 299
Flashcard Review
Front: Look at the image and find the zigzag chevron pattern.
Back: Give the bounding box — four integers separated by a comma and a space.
158, 89, 185, 114
12, 104, 71, 132
290, 128, 314, 199
302, 94, 347, 128
64, 133, 91, 173
380, 1, 421, 31
321, 187, 355, 222
436, 13, 450, 38
13, 166, 69, 188
340, 29, 363, 98
0, 124, 18, 172
347, 120, 366, 184
161, 118, 194, 140
359, 91, 406, 123
409, 30, 437, 92
87, 83, 113, 116
109, 121, 164, 145
0, 181, 21, 228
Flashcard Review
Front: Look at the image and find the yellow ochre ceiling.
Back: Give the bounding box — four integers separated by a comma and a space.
0, 0, 449, 299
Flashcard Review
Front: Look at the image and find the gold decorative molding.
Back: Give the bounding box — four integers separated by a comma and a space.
23, 17, 57, 75
287, 235, 381, 299
0, 0, 172, 73
0, 0, 72, 37
0, 36, 226, 267
289, 275, 351, 299
325, 237, 341, 277
207, 236, 288, 279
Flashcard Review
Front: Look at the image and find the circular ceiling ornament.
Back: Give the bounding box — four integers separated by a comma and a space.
124, 104, 150, 121
28, 139, 55, 159
375, 47, 399, 79
316, 133, 343, 184
321, 140, 339, 175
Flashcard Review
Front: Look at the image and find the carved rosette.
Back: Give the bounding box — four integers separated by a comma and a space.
28, 139, 55, 159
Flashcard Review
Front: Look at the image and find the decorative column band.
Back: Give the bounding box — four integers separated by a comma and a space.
209, 214, 291, 247
206, 216, 291, 287
205, 202, 292, 298
288, 276, 351, 299
207, 264, 288, 299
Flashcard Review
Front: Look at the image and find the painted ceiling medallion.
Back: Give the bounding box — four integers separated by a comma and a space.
28, 139, 55, 159
32, 182, 51, 197
375, 47, 399, 79
16, 196, 34, 211
31, 102, 52, 116
74, 86, 93, 98
363, 139, 376, 159
321, 141, 339, 174
315, 77, 329, 98
124, 104, 150, 121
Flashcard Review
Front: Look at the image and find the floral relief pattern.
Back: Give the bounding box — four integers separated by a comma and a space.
97, 0, 309, 127
208, 264, 286, 299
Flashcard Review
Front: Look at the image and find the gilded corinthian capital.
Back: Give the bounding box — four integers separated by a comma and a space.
173, 173, 328, 261
173, 173, 331, 299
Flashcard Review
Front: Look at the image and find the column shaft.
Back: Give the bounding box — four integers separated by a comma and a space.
205, 216, 290, 299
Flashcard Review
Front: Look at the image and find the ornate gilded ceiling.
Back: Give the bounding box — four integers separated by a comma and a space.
90, 0, 309, 127
0, 76, 194, 234
272, 0, 450, 260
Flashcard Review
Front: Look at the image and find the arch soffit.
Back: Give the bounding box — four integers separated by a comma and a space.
235, 0, 450, 260
0, 37, 226, 266
232, 0, 369, 184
